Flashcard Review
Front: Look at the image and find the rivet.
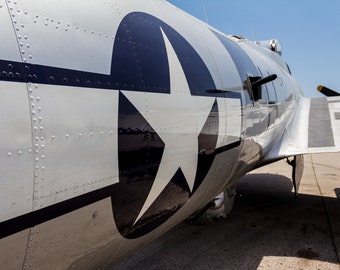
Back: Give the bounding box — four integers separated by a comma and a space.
8, 152, 12, 157
40, 137, 44, 140
78, 133, 82, 137
90, 132, 93, 136
33, 118, 37, 122
101, 132, 104, 135
35, 158, 39, 162
28, 149, 32, 153
66, 134, 69, 139
41, 155, 45, 159
36, 96, 40, 101
38, 117, 42, 121
51, 135, 55, 139
41, 166, 45, 170
40, 126, 43, 130
38, 107, 42, 111
18, 150, 22, 155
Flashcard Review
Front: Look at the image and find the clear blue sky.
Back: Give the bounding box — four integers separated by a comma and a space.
167, 0, 340, 97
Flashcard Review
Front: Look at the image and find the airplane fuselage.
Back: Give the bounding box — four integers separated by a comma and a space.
0, 0, 304, 269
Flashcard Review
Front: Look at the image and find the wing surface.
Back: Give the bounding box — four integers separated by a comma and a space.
267, 96, 340, 160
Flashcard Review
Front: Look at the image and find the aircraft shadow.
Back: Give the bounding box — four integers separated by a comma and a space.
114, 173, 340, 270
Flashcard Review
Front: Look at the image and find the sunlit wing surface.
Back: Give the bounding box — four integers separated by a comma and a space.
267, 96, 340, 159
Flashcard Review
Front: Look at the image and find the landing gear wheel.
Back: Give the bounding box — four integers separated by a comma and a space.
187, 184, 236, 225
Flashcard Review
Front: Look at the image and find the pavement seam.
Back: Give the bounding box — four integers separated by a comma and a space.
311, 154, 340, 265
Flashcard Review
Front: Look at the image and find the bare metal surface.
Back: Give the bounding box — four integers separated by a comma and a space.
114, 153, 340, 270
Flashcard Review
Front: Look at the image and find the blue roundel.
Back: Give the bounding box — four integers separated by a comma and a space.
111, 12, 219, 239
110, 12, 216, 96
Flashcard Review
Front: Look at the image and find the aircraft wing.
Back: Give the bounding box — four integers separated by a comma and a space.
267, 96, 340, 159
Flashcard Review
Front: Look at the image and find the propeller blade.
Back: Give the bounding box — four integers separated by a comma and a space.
317, 85, 340, 97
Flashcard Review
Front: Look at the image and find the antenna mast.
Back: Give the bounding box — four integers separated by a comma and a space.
202, 0, 209, 23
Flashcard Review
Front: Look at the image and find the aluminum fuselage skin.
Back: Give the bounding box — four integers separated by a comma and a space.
0, 0, 303, 269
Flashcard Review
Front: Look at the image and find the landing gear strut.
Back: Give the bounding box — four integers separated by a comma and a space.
287, 155, 304, 198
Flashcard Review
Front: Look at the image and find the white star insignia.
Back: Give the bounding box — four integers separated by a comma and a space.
121, 27, 216, 224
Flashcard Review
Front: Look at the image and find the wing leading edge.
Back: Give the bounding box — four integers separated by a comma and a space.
267, 96, 340, 160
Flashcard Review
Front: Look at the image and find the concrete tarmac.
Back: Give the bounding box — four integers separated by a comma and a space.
114, 154, 340, 270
